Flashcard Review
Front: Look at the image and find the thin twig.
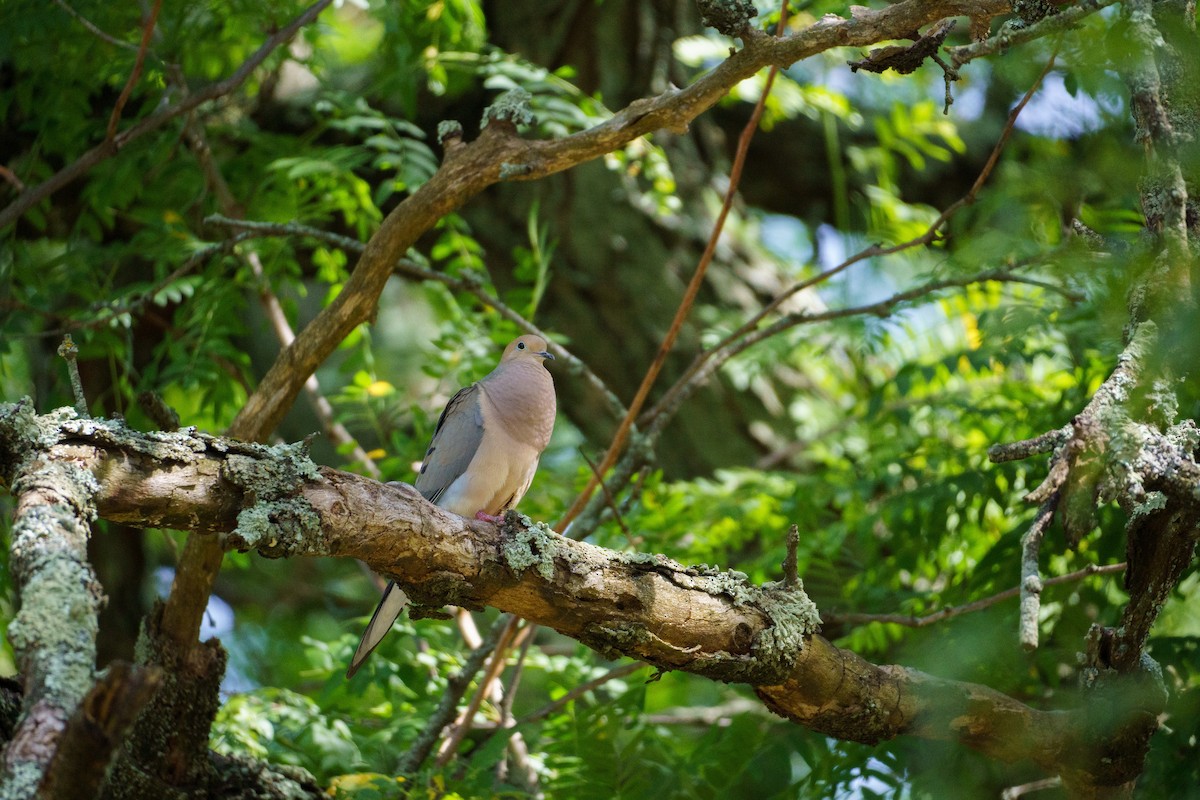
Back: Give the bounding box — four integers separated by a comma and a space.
0, 165, 26, 192
492, 633, 536, 788
136, 392, 181, 431
823, 561, 1125, 629
516, 662, 646, 726
988, 425, 1072, 463
0, 0, 334, 230
644, 697, 765, 726
580, 449, 633, 543
1001, 776, 1063, 800
106, 0, 162, 141
648, 269, 1068, 437
553, 1, 793, 533
783, 523, 800, 589
52, 0, 140, 52
57, 335, 88, 417
24, 235, 256, 339
1019, 496, 1059, 650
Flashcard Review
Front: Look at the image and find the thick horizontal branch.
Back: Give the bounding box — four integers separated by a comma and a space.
0, 402, 1150, 781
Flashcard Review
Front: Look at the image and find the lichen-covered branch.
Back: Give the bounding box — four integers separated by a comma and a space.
0, 402, 104, 798
945, 0, 1121, 67
0, 403, 1177, 787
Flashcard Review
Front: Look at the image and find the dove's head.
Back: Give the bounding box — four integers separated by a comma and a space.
501, 335, 555, 365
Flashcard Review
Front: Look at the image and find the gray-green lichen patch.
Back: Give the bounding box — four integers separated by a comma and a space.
499, 162, 533, 180
1010, 0, 1058, 27
7, 503, 99, 708
10, 460, 99, 527
3, 407, 103, 716
437, 119, 464, 145
220, 443, 324, 557
408, 571, 477, 610
1167, 419, 1199, 454
500, 516, 560, 582
579, 622, 654, 662
0, 760, 47, 800
748, 581, 821, 682
208, 752, 320, 800
696, 0, 756, 37
230, 500, 322, 558
0, 400, 68, 482
482, 88, 534, 129
580, 547, 820, 684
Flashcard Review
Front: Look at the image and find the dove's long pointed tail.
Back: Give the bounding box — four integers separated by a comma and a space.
346, 581, 410, 678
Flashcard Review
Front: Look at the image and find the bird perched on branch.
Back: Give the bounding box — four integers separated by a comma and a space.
347, 334, 557, 678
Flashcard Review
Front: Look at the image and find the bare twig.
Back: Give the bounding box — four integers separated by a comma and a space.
581, 449, 633, 543
649, 269, 1069, 437
644, 696, 764, 726
783, 523, 800, 589
1001, 776, 1063, 799
0, 0, 334, 231
136, 392, 181, 431
56, 335, 88, 417
517, 662, 646, 726
988, 425, 1072, 463
1019, 496, 1059, 650
0, 165, 26, 192
202, 215, 627, 422
52, 0, 140, 51
106, 0, 162, 141
23, 235, 256, 339
491, 634, 537, 788
246, 251, 381, 478
823, 561, 1126, 629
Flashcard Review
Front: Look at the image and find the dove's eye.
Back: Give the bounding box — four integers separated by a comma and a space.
517, 342, 526, 350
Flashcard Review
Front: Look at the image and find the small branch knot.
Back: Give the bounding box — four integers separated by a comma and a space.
481, 88, 535, 130
437, 119, 464, 147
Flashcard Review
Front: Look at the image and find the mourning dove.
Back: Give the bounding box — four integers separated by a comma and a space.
346, 334, 557, 678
